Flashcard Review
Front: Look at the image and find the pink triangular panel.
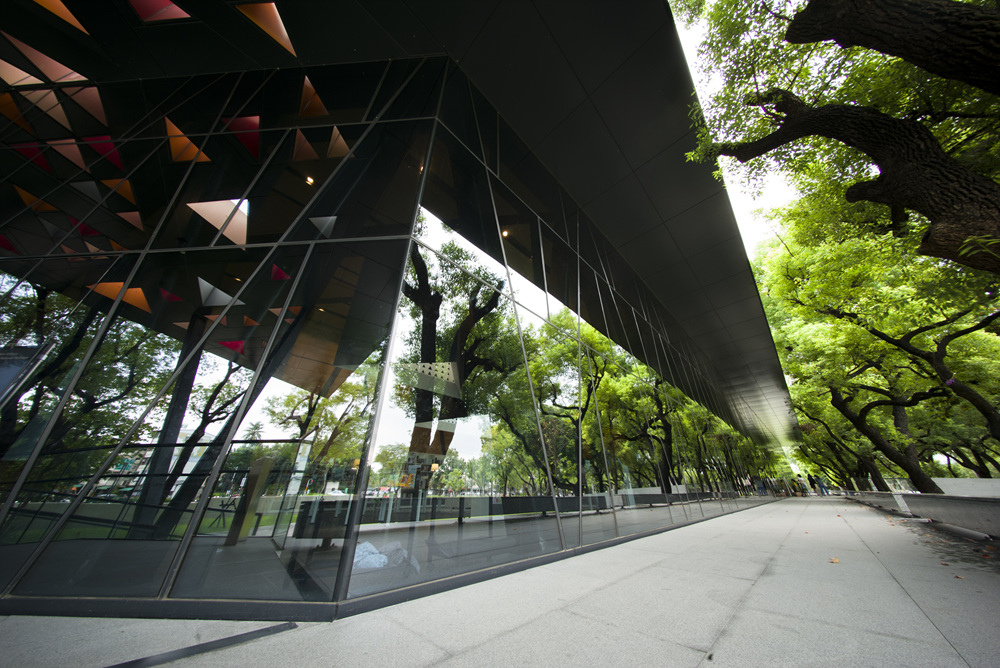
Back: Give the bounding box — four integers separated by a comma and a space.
84, 135, 123, 170
4, 33, 86, 82
118, 211, 143, 230
292, 129, 319, 161
73, 220, 99, 236
271, 263, 291, 280
218, 340, 245, 355
84, 242, 102, 253
284, 318, 295, 324
160, 288, 183, 302
173, 321, 190, 330
0, 58, 42, 86
48, 139, 87, 171
225, 116, 260, 158
60, 243, 77, 254
12, 143, 51, 172
128, 0, 190, 21
64, 86, 107, 125
0, 235, 18, 253
22, 89, 71, 129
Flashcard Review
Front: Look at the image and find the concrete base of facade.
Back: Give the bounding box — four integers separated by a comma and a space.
2, 496, 998, 667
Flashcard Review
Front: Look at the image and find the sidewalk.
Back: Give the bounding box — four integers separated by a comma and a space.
2, 496, 998, 667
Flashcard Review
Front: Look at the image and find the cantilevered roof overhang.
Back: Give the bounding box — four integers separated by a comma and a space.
0, 0, 796, 444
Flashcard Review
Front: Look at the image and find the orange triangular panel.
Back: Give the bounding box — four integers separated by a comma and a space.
110, 240, 127, 251
14, 185, 56, 212
292, 129, 318, 161
32, 0, 89, 34
84, 242, 102, 253
64, 86, 107, 125
237, 3, 296, 56
101, 178, 136, 204
165, 118, 210, 162
123, 288, 151, 312
0, 93, 32, 132
242, 316, 259, 326
0, 59, 43, 86
60, 243, 77, 254
204, 314, 228, 325
173, 321, 190, 330
4, 33, 86, 82
299, 76, 327, 117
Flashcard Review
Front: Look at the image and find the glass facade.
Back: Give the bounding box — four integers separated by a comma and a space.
0, 53, 778, 617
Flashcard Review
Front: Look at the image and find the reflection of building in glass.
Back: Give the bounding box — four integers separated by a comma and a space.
0, 1, 796, 619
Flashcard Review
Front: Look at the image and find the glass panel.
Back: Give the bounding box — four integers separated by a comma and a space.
438, 67, 482, 162
419, 126, 504, 270
170, 239, 408, 601
492, 176, 546, 311
578, 345, 616, 545
470, 84, 497, 174
540, 222, 577, 319
382, 58, 445, 120
497, 119, 565, 229
348, 245, 560, 598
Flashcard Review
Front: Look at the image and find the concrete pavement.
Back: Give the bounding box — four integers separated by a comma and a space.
2, 496, 998, 667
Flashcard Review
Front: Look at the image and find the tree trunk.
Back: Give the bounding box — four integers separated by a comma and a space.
717, 89, 1000, 276
786, 0, 1000, 97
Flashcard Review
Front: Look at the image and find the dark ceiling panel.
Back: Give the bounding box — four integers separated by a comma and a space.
534, 0, 669, 93
591, 25, 696, 169
534, 100, 632, 203
458, 1, 587, 148
583, 175, 664, 249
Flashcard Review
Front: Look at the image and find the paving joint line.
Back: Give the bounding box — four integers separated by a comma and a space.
837, 507, 973, 668
104, 621, 298, 668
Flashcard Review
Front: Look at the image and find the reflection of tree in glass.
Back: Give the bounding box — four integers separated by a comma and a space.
397, 242, 512, 461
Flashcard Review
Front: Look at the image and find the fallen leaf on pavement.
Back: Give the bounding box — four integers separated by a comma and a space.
954, 575, 964, 579
829, 558, 839, 563
940, 562, 950, 566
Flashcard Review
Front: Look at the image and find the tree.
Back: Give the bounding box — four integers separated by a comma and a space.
680, 0, 1000, 274
757, 200, 1000, 489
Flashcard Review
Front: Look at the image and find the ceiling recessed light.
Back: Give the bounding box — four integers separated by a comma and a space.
502, 230, 509, 237
305, 176, 314, 185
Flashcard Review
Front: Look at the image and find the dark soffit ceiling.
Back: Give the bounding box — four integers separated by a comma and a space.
0, 0, 796, 443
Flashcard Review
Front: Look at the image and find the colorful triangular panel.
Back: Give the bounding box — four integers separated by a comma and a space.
12, 143, 51, 172
204, 314, 228, 326
270, 264, 291, 280
101, 178, 136, 204
48, 139, 87, 171
84, 136, 123, 170
242, 316, 259, 326
14, 186, 56, 212
218, 340, 246, 355
236, 3, 296, 56
187, 199, 248, 246
225, 116, 260, 158
0, 59, 43, 86
32, 0, 89, 34
4, 33, 86, 82
299, 76, 327, 117
160, 288, 183, 302
0, 93, 32, 132
0, 235, 18, 254
165, 118, 210, 162
129, 0, 190, 22
292, 129, 319, 161
328, 126, 350, 158
22, 89, 71, 130
118, 211, 143, 230
64, 86, 107, 125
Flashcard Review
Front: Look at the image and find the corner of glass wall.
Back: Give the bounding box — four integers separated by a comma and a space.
348, 243, 562, 598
